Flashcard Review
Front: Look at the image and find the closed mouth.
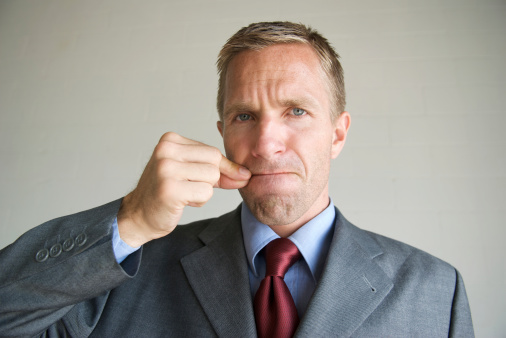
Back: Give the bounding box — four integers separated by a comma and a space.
252, 172, 291, 176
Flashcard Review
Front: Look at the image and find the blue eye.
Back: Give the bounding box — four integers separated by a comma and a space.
236, 113, 251, 121
292, 108, 306, 116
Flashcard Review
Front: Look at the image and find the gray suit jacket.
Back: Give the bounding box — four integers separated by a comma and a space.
0, 199, 474, 337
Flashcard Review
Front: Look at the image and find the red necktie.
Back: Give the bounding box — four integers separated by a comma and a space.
254, 238, 302, 338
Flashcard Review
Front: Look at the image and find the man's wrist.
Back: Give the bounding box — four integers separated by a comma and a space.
116, 193, 153, 247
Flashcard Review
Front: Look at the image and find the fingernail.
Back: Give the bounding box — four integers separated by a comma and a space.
239, 167, 250, 176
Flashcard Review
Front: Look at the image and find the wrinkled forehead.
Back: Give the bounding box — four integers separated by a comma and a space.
227, 44, 322, 76
222, 44, 331, 113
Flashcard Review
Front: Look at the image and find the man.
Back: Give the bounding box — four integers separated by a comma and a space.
0, 22, 473, 337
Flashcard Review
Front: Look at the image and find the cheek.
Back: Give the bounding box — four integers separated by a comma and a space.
223, 133, 250, 162
294, 133, 332, 170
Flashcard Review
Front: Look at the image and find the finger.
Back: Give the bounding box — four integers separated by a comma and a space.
217, 174, 250, 190
174, 180, 214, 207
215, 156, 251, 189
159, 132, 205, 146
159, 160, 221, 185
219, 156, 251, 180
155, 141, 223, 167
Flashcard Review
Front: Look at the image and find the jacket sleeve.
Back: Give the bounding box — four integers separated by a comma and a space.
0, 199, 141, 337
449, 269, 475, 337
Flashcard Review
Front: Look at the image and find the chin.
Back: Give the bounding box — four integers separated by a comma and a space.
240, 192, 302, 226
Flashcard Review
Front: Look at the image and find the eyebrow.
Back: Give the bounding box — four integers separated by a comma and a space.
223, 102, 255, 119
280, 97, 320, 110
223, 96, 321, 119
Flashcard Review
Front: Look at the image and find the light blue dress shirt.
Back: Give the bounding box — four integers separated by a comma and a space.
241, 200, 336, 317
112, 200, 336, 318
111, 219, 139, 263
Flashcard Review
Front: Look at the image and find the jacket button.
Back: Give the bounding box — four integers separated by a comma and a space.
35, 249, 49, 262
75, 233, 87, 246
62, 238, 74, 251
49, 243, 62, 257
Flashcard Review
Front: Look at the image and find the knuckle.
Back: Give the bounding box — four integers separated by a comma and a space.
189, 184, 213, 204
160, 131, 179, 142
200, 184, 214, 201
209, 165, 221, 183
158, 178, 179, 202
209, 147, 222, 165
154, 141, 178, 160
198, 163, 220, 184
153, 142, 166, 158
157, 158, 178, 177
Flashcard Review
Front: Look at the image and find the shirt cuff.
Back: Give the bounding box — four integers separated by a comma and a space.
112, 217, 141, 264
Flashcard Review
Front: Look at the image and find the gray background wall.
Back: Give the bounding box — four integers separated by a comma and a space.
1, 0, 505, 336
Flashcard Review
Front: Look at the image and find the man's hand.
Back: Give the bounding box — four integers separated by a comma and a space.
117, 132, 251, 247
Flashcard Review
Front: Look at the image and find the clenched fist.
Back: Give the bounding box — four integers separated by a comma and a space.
117, 132, 251, 247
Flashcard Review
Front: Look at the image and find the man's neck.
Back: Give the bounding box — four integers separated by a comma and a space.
267, 196, 331, 237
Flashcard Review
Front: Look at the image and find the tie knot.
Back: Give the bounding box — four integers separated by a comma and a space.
264, 238, 301, 278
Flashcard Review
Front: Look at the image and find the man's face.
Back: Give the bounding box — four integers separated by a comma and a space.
218, 44, 349, 234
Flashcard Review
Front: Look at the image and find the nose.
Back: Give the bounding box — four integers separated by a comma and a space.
251, 119, 286, 160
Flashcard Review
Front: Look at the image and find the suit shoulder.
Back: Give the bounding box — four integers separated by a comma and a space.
362, 227, 456, 281
340, 216, 457, 284
332, 215, 473, 336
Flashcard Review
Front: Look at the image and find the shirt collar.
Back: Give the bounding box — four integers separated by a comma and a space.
241, 199, 336, 282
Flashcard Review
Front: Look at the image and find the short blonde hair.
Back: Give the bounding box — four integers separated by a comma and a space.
216, 21, 345, 121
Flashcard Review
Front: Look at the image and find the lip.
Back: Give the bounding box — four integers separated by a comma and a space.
251, 172, 292, 176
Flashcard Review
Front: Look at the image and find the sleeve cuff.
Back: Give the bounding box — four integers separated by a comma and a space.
112, 217, 141, 264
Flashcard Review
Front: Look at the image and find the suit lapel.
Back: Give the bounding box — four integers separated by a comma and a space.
180, 206, 257, 338
296, 209, 394, 337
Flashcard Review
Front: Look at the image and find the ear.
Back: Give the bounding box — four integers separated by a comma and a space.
217, 121, 224, 137
330, 111, 351, 159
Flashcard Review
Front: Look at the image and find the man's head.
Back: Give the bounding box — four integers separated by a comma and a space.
216, 22, 350, 236
217, 21, 346, 122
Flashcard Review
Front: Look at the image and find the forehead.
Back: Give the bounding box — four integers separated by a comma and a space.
223, 44, 329, 111
226, 43, 322, 82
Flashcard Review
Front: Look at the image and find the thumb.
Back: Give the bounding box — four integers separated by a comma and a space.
215, 156, 251, 189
